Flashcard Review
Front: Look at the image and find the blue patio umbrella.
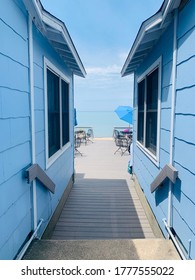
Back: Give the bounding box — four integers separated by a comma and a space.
74, 108, 78, 126
114, 106, 133, 124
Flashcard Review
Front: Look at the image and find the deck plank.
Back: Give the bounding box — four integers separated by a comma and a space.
51, 139, 155, 240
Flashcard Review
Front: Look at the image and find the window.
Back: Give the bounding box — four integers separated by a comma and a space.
46, 63, 70, 162
61, 79, 70, 146
137, 62, 160, 159
137, 79, 145, 145
47, 69, 60, 158
146, 68, 158, 154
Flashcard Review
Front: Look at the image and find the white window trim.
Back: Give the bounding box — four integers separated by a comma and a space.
44, 57, 71, 169
136, 57, 161, 167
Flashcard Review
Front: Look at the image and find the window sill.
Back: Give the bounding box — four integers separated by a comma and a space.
46, 142, 71, 169
136, 141, 160, 167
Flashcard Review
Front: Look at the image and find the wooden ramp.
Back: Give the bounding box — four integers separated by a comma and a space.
24, 139, 180, 260
51, 179, 155, 240
51, 139, 156, 240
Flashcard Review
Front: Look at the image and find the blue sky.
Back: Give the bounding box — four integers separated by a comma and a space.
41, 0, 163, 112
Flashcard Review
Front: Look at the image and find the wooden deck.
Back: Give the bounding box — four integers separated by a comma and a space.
51, 138, 155, 240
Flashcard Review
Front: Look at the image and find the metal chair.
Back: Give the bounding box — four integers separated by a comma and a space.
86, 128, 94, 143
75, 130, 87, 145
114, 137, 129, 156
113, 129, 122, 140
74, 135, 82, 156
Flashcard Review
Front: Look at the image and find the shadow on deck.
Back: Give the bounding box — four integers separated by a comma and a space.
23, 139, 180, 260
51, 177, 154, 240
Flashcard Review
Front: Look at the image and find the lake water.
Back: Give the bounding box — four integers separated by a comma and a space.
76, 111, 130, 137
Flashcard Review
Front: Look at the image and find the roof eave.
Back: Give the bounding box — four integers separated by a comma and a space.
23, 0, 86, 78
41, 11, 86, 77
121, 12, 162, 77
121, 0, 181, 77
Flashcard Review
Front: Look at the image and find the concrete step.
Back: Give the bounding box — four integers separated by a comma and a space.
23, 238, 180, 260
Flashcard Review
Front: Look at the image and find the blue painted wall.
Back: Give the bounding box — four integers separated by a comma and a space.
32, 24, 74, 233
133, 1, 195, 259
0, 0, 75, 259
0, 0, 31, 260
134, 20, 174, 236
173, 0, 195, 259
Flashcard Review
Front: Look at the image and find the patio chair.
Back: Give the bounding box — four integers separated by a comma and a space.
114, 137, 129, 156
113, 129, 122, 140
75, 130, 87, 145
86, 128, 94, 143
74, 135, 82, 156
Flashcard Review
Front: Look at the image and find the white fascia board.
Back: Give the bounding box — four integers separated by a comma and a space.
23, 0, 45, 31
121, 32, 144, 77
160, 0, 181, 27
145, 16, 163, 32
42, 11, 62, 33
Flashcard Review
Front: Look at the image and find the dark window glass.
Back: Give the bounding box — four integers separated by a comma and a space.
146, 68, 158, 155
137, 79, 145, 144
47, 69, 60, 157
137, 67, 159, 156
61, 79, 69, 146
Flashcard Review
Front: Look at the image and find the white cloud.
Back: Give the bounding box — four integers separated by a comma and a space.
86, 64, 121, 75
74, 62, 134, 111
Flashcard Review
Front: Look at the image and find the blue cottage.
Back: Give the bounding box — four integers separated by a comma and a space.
0, 0, 86, 259
122, 0, 195, 259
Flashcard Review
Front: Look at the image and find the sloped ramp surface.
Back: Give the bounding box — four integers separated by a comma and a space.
51, 178, 155, 240
23, 139, 180, 260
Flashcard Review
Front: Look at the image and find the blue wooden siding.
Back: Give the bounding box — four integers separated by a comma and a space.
173, 0, 195, 259
0, 0, 75, 259
32, 26, 74, 236
134, 22, 174, 234
134, 1, 195, 259
0, 0, 31, 259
